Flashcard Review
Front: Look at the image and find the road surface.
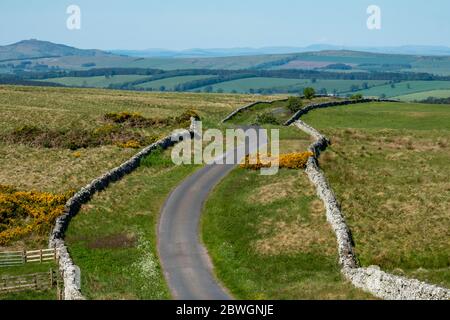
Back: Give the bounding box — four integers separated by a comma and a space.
158, 128, 267, 300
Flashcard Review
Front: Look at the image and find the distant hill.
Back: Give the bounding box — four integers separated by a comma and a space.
2, 40, 450, 76
112, 45, 450, 58
0, 39, 114, 61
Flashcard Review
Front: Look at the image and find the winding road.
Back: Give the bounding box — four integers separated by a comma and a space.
158, 128, 267, 300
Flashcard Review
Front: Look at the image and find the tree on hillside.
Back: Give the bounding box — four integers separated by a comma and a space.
350, 93, 363, 100
287, 96, 303, 113
303, 87, 315, 99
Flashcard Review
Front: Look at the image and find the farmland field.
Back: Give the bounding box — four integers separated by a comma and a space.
14, 50, 450, 75
353, 81, 450, 98
201, 100, 450, 299
302, 102, 450, 288
195, 77, 388, 94
201, 117, 374, 299
395, 89, 450, 101
40, 75, 150, 88
134, 75, 216, 90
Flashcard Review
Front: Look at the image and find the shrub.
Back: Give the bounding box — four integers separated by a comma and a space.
104, 112, 156, 127
117, 140, 141, 149
0, 185, 73, 245
287, 97, 303, 113
240, 151, 313, 170
303, 87, 316, 99
255, 112, 280, 125
173, 109, 200, 126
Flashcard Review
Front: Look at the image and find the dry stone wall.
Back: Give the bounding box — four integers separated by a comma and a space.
292, 103, 450, 300
284, 98, 398, 126
221, 98, 288, 123
49, 121, 195, 300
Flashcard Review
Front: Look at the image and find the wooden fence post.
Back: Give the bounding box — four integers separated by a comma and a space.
40, 249, 43, 263
50, 269, 54, 288
22, 249, 26, 264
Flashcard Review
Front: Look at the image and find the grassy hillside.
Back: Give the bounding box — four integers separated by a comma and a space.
302, 102, 450, 288
0, 85, 280, 300
0, 39, 112, 61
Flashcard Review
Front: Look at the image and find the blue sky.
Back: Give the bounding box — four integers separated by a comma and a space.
0, 0, 449, 50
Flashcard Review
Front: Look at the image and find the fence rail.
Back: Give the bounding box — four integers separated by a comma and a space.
0, 269, 59, 294
0, 248, 57, 267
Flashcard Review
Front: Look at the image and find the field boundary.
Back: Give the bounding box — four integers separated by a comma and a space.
220, 95, 398, 124
284, 98, 400, 126
221, 98, 288, 123
48, 119, 196, 300
0, 248, 56, 267
291, 101, 450, 300
0, 269, 61, 297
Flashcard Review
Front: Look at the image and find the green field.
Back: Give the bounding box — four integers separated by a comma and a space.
395, 89, 450, 101
201, 126, 373, 299
302, 102, 450, 287
135, 75, 215, 90
15, 50, 450, 75
354, 81, 450, 98
195, 77, 387, 94
202, 100, 450, 299
230, 97, 338, 125
65, 149, 199, 299
40, 75, 149, 88
18, 54, 289, 71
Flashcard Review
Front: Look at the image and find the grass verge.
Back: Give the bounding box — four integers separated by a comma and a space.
64, 148, 200, 299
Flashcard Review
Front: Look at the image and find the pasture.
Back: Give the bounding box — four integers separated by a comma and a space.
302, 102, 450, 287
201, 123, 373, 299
354, 81, 450, 98
395, 89, 450, 101
195, 77, 388, 94
134, 75, 215, 90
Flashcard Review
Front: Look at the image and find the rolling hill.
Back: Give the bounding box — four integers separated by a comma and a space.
3, 40, 450, 76
0, 39, 114, 62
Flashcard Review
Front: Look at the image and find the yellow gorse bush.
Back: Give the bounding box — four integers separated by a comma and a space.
240, 151, 313, 170
0, 185, 72, 246
117, 140, 142, 149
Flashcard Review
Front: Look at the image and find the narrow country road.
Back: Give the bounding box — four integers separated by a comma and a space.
158, 128, 267, 300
